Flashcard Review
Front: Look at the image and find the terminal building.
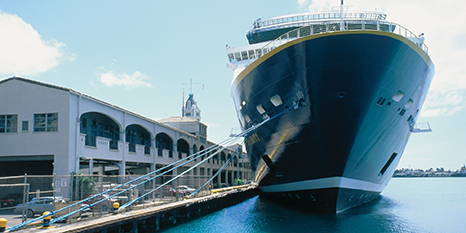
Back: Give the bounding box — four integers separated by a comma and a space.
0, 77, 251, 190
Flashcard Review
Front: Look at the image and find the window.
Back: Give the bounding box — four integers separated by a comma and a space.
47, 113, 58, 131
34, 114, 46, 131
376, 97, 386, 106
256, 104, 266, 114
0, 115, 4, 133
22, 121, 28, 131
407, 115, 413, 122
34, 113, 58, 132
270, 94, 283, 107
126, 129, 136, 153
392, 91, 404, 102
399, 109, 406, 116
404, 99, 414, 109
0, 114, 18, 133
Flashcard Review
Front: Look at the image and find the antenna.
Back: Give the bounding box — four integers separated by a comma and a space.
340, 0, 344, 30
182, 88, 185, 116
182, 78, 202, 94
181, 79, 203, 118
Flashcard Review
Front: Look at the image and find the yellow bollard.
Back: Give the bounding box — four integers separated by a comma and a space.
0, 218, 7, 233
37, 211, 56, 229
112, 202, 120, 215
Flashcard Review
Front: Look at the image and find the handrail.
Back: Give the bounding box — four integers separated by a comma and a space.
188, 145, 243, 198
117, 141, 240, 210
228, 19, 428, 65
252, 11, 386, 30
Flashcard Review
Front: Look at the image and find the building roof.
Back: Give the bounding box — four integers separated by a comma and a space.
0, 76, 71, 92
0, 76, 197, 138
158, 116, 201, 123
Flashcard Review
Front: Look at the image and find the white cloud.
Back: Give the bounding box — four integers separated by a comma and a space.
420, 91, 466, 117
296, 0, 309, 10
297, 0, 332, 11
385, 0, 466, 118
97, 68, 153, 89
0, 10, 71, 77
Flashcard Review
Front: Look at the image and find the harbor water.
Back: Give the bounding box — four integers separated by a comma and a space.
159, 178, 466, 233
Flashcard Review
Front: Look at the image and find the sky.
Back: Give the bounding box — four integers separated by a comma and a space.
1, 0, 465, 171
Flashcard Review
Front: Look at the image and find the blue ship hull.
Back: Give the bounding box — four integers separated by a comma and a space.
231, 31, 434, 212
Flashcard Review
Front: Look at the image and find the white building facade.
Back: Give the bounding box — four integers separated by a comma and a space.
0, 77, 251, 187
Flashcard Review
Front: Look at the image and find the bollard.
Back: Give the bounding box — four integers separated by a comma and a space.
0, 218, 7, 233
37, 211, 56, 229
112, 202, 120, 215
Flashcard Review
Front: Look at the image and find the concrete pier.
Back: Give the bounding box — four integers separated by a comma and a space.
19, 185, 258, 233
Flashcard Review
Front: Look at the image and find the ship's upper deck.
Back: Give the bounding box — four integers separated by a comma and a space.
247, 11, 386, 44
226, 10, 428, 70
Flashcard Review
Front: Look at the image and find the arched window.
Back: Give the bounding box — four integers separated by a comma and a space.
126, 124, 152, 154
80, 112, 120, 149
200, 145, 206, 161
156, 133, 173, 157
193, 144, 198, 161
177, 139, 189, 159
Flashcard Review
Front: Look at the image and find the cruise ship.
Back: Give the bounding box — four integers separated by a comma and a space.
225, 4, 434, 213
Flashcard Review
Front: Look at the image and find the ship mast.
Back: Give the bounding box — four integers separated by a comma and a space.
340, 0, 344, 30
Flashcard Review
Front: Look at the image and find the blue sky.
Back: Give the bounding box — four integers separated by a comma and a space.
1, 0, 465, 171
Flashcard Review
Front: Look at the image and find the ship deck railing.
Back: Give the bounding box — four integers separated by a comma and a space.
251, 11, 386, 30
227, 19, 428, 65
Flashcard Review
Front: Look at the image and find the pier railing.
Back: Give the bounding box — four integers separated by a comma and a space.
227, 19, 428, 65
0, 174, 214, 209
0, 173, 236, 231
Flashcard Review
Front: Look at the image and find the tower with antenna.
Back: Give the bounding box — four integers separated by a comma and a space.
182, 79, 202, 121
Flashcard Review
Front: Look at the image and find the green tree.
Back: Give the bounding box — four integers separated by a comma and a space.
234, 178, 244, 186
71, 172, 96, 200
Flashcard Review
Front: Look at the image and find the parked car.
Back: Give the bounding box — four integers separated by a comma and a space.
175, 185, 195, 195
13, 197, 66, 218
0, 193, 23, 207
160, 187, 177, 197
29, 196, 66, 202
83, 194, 121, 212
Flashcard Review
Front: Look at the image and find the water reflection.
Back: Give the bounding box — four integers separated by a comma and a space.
160, 195, 401, 233
160, 178, 466, 233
